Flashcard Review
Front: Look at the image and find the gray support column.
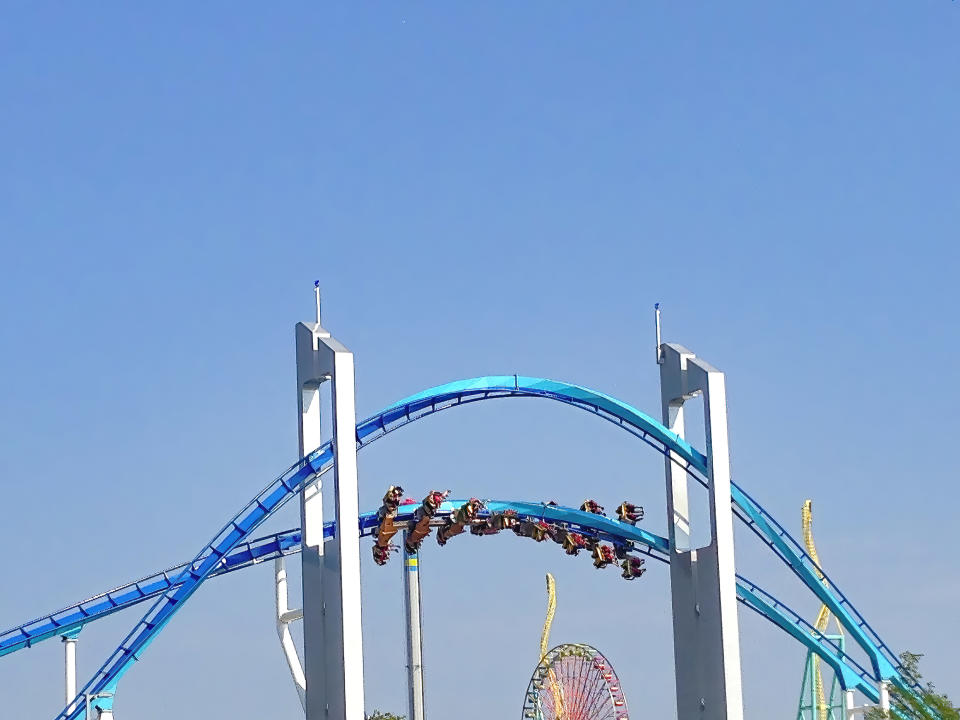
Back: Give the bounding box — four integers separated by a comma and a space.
296, 316, 366, 720
402, 536, 425, 720
659, 343, 744, 720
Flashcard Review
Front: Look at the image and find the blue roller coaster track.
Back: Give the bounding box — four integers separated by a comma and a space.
0, 376, 918, 719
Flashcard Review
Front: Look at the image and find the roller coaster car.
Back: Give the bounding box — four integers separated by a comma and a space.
458, 498, 485, 523
375, 513, 400, 547
469, 521, 497, 536
372, 486, 407, 565
514, 519, 552, 542
560, 531, 587, 556
437, 498, 485, 546
592, 544, 616, 569
378, 485, 405, 518
620, 556, 646, 580
372, 544, 398, 566
404, 522, 430, 555
615, 501, 644, 524
581, 534, 600, 552
404, 491, 450, 554
469, 510, 518, 536
404, 515, 432, 554
549, 527, 569, 545
580, 499, 605, 515
542, 523, 563, 543
421, 490, 450, 517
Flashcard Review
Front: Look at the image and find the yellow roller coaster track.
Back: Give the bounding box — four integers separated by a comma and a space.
540, 573, 565, 719
802, 500, 845, 720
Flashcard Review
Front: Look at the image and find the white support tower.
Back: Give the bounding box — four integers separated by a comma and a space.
296, 289, 366, 720
403, 536, 426, 720
659, 342, 744, 720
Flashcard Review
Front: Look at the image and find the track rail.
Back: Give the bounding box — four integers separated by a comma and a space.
3, 505, 882, 702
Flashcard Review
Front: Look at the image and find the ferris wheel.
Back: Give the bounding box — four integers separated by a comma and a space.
521, 574, 629, 720
522, 643, 629, 720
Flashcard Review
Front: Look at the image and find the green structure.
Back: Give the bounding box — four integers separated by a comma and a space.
797, 634, 846, 720
797, 501, 846, 720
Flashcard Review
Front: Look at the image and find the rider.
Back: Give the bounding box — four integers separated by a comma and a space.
581, 499, 605, 515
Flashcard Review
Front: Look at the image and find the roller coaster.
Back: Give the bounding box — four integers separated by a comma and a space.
0, 319, 924, 720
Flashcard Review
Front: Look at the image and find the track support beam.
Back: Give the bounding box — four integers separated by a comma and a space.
659, 343, 744, 720
275, 557, 307, 711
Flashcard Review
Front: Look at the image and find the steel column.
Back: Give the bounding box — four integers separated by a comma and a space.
62, 634, 78, 713
659, 343, 744, 720
296, 315, 366, 720
845, 691, 857, 720
403, 539, 425, 720
879, 683, 890, 713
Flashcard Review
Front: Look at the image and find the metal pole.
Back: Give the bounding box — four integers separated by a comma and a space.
655, 303, 663, 364
844, 690, 856, 720
63, 634, 77, 712
403, 536, 425, 720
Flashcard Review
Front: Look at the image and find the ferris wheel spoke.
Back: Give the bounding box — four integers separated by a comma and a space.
579, 678, 603, 718
572, 654, 592, 719
579, 653, 605, 720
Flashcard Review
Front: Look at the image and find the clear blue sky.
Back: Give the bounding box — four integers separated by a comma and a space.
1, 3, 957, 718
